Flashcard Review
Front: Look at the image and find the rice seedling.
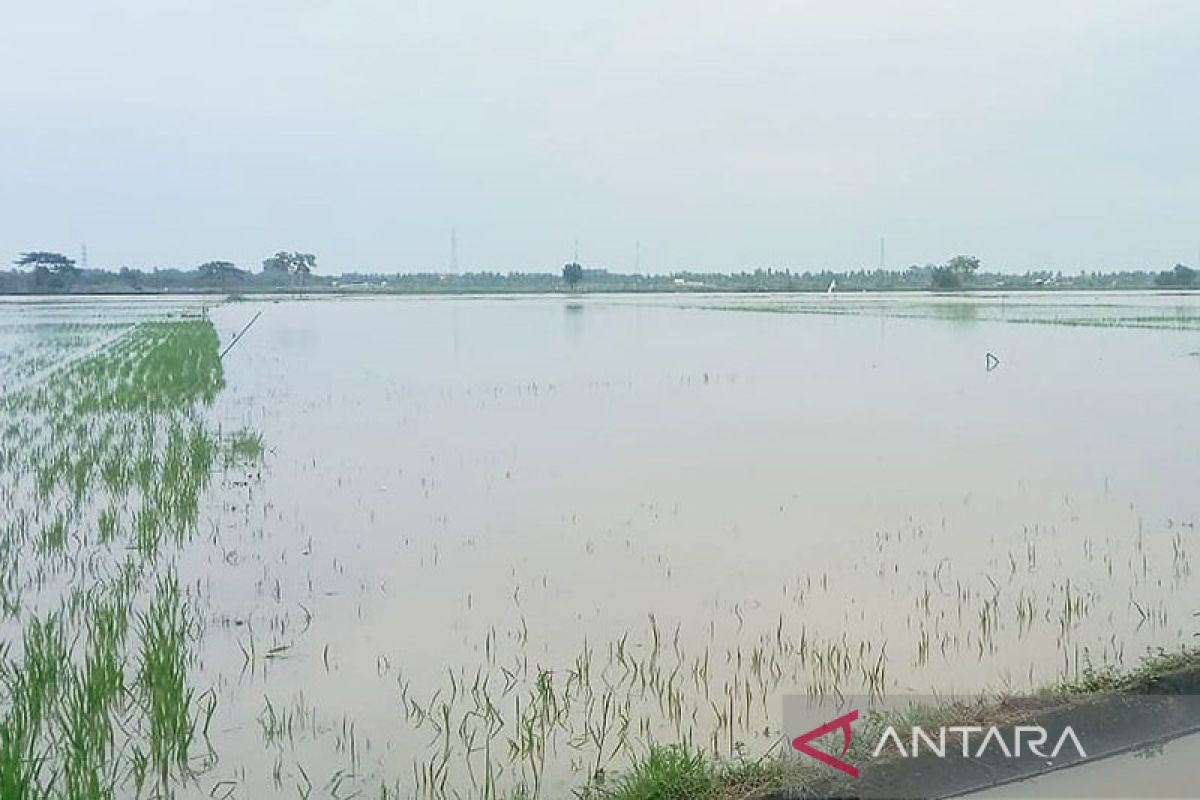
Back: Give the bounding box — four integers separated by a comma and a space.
225, 428, 264, 466
2, 295, 1196, 799
137, 577, 195, 787
0, 309, 263, 799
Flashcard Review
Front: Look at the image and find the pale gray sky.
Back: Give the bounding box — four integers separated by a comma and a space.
2, 1, 1197, 274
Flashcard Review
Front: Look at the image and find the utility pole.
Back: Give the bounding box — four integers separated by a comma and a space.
449, 228, 459, 273
635, 240, 641, 274
879, 237, 886, 270
80, 242, 88, 269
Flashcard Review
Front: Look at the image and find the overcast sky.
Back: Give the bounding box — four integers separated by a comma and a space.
1, 1, 1197, 274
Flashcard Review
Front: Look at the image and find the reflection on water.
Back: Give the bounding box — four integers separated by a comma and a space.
564, 301, 585, 341
925, 300, 981, 324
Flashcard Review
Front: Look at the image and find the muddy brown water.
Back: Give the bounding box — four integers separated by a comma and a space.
4, 292, 1199, 797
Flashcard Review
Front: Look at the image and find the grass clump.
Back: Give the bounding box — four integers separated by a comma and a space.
224, 427, 264, 465
1050, 646, 1200, 695
590, 745, 713, 800
584, 745, 804, 800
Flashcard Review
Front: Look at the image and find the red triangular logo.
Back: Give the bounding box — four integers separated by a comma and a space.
791, 709, 859, 778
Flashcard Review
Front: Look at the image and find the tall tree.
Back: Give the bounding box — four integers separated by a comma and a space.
15, 251, 76, 272
562, 262, 583, 289
15, 251, 78, 291
261, 252, 317, 289
293, 253, 316, 292
930, 255, 980, 290
262, 252, 293, 276
198, 260, 245, 291
1154, 263, 1197, 287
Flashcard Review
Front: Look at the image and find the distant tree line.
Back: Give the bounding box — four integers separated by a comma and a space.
1154, 263, 1198, 288
1, 251, 318, 294
1, 250, 1195, 296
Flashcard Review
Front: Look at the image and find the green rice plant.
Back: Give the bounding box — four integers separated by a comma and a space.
15, 614, 68, 736
97, 507, 118, 544
0, 701, 40, 799
137, 577, 195, 787
60, 653, 122, 799
187, 425, 216, 476
37, 514, 68, 554
224, 428, 264, 466
0, 615, 66, 796
135, 506, 161, 556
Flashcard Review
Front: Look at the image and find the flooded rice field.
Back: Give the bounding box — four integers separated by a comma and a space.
0, 297, 211, 395
1, 292, 1198, 798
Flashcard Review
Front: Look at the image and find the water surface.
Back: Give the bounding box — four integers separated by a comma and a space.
185, 292, 1200, 796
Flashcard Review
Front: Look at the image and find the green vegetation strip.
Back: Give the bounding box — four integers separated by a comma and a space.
0, 318, 260, 799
